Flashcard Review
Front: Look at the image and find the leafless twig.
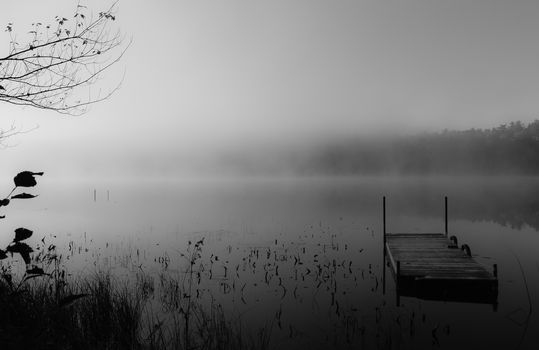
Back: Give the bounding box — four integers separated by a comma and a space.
0, 1, 129, 116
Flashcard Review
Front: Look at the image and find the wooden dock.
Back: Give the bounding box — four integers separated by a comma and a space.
383, 197, 498, 305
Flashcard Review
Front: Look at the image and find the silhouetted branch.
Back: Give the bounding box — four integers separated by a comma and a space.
0, 122, 39, 148
0, 2, 128, 116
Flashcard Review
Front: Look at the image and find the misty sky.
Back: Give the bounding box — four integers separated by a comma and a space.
1, 0, 539, 178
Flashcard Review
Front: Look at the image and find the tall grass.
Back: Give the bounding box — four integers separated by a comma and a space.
0, 267, 272, 350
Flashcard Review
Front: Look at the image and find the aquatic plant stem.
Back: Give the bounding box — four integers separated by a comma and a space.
513, 251, 532, 350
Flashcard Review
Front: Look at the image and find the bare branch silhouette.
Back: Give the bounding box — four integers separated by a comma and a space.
0, 2, 128, 116
0, 122, 39, 148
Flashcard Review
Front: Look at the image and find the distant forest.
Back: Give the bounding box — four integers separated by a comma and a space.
308, 120, 539, 175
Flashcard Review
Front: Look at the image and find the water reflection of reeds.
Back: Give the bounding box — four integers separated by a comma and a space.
0, 224, 470, 350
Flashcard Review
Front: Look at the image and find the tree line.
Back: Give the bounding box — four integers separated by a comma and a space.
310, 120, 539, 175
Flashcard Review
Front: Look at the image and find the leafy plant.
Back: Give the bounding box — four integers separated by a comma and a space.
0, 171, 47, 284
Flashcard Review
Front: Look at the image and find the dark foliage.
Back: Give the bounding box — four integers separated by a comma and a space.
312, 120, 539, 175
13, 228, 33, 242
13, 171, 43, 187
0, 171, 43, 266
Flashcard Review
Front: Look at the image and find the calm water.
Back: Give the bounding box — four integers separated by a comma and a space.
3, 175, 539, 349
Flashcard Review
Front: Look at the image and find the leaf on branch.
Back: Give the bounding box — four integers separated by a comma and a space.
14, 227, 33, 242
26, 266, 47, 275
0, 216, 5, 219
6, 242, 33, 265
0, 85, 5, 90
0, 250, 7, 260
13, 171, 44, 187
0, 199, 10, 207
11, 193, 38, 199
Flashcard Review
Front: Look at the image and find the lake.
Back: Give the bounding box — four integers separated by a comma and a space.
3, 175, 539, 349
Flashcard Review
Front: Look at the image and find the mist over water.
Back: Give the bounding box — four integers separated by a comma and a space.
3, 120, 539, 348
4, 175, 538, 348
11, 120, 534, 179
2, 0, 539, 348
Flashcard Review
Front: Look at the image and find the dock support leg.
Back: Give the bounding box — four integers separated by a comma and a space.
445, 196, 448, 237
383, 196, 386, 295
383, 196, 386, 241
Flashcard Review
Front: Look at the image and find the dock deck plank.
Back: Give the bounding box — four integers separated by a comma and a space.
384, 233, 498, 304
386, 233, 496, 280
381, 197, 498, 305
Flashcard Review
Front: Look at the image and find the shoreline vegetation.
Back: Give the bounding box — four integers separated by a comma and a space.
0, 268, 271, 350
211, 120, 539, 177
0, 233, 275, 350
308, 120, 539, 175
0, 238, 373, 350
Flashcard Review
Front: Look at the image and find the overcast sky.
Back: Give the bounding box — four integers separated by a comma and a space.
1, 0, 539, 178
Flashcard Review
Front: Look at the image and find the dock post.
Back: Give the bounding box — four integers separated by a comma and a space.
94, 189, 96, 202
382, 196, 386, 295
383, 196, 386, 242
493, 264, 498, 279
444, 196, 448, 236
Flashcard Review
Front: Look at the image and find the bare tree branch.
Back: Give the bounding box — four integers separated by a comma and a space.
0, 2, 128, 117
0, 122, 38, 148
